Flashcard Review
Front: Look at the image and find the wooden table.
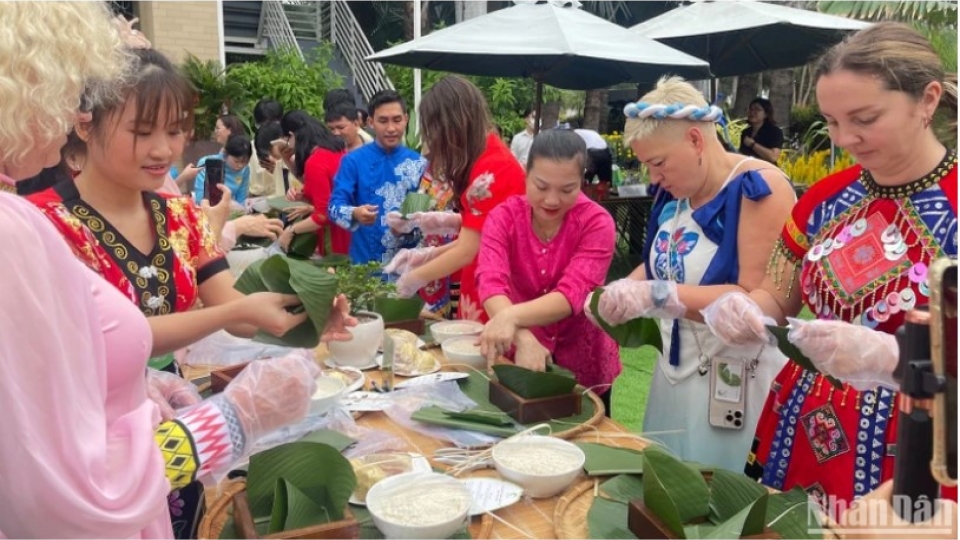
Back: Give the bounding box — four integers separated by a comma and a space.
185, 344, 650, 539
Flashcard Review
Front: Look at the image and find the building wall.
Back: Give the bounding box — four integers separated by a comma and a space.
137, 1, 222, 65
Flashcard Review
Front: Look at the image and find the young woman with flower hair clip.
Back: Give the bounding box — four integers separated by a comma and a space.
585, 76, 796, 471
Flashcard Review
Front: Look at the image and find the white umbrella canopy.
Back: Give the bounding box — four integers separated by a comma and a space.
366, 1, 711, 91
631, 1, 870, 77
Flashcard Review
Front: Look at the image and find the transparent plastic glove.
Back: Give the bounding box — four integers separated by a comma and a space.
386, 211, 416, 234
786, 318, 898, 390
395, 272, 429, 298
702, 292, 775, 346
146, 368, 202, 422
383, 246, 439, 276
217, 354, 320, 449
416, 211, 461, 236
595, 278, 686, 325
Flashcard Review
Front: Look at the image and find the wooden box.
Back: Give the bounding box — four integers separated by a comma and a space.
209, 362, 251, 394
627, 499, 778, 539
230, 489, 360, 539
488, 380, 581, 424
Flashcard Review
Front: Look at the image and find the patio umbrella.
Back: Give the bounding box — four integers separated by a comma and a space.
631, 1, 870, 78
366, 1, 711, 130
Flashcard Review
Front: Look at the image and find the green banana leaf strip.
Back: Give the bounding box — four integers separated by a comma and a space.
766, 325, 843, 389
704, 494, 768, 539
267, 195, 309, 212
400, 192, 435, 216
587, 497, 637, 539
765, 487, 821, 539
588, 287, 663, 352
443, 408, 515, 426
373, 296, 425, 324
492, 364, 577, 399
600, 473, 645, 504
247, 442, 356, 526
576, 442, 645, 476
412, 407, 520, 437
643, 446, 710, 536
708, 469, 768, 523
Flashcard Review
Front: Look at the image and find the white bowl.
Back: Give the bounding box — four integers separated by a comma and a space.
310, 375, 345, 416
430, 320, 484, 345
491, 436, 585, 498
366, 472, 471, 539
441, 336, 486, 371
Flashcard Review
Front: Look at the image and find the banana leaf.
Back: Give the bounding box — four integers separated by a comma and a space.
297, 429, 355, 451
576, 442, 645, 476
587, 497, 637, 540
234, 254, 339, 348
703, 494, 767, 539
267, 195, 309, 212
400, 192, 435, 216
492, 364, 577, 399
766, 325, 843, 389
708, 469, 768, 523
287, 231, 318, 260
443, 408, 515, 426
588, 287, 663, 352
315, 253, 351, 268
643, 446, 710, 537
373, 296, 425, 324
765, 488, 821, 539
247, 442, 356, 530
600, 474, 646, 504
269, 478, 335, 534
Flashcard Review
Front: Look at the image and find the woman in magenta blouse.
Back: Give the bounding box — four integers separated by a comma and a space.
476, 129, 621, 413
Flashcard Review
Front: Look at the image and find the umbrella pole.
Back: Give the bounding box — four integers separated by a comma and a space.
413, 0, 422, 136
534, 80, 543, 136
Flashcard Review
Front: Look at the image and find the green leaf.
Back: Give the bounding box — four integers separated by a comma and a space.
683, 524, 717, 538
288, 231, 319, 260
412, 406, 521, 437
288, 257, 339, 344
492, 364, 577, 399
589, 287, 663, 351
269, 478, 288, 533
576, 442, 645, 476
234, 258, 268, 295
400, 192, 435, 215
643, 447, 710, 537
765, 488, 820, 539
247, 442, 356, 525
373, 296, 425, 324
546, 363, 576, 379
766, 325, 843, 389
315, 253, 351, 268
259, 255, 296, 294
269, 478, 336, 534
442, 408, 515, 426
704, 494, 768, 539
266, 196, 309, 212
587, 497, 637, 539
708, 469, 768, 522
600, 474, 645, 504
297, 429, 356, 451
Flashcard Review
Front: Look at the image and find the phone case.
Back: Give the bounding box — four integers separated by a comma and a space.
708, 357, 746, 430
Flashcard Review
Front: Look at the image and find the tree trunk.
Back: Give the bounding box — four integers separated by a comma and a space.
583, 89, 607, 131
732, 73, 760, 119
402, 1, 414, 41
767, 68, 795, 138
462, 0, 486, 20
540, 100, 561, 132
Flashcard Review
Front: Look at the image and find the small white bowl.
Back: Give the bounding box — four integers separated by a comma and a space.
441, 336, 486, 371
491, 436, 585, 498
429, 320, 484, 345
366, 471, 471, 539
310, 375, 345, 416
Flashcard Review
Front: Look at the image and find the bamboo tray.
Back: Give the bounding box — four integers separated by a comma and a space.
200, 479, 494, 539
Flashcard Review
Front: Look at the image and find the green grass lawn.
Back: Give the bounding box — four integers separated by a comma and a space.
609, 306, 815, 431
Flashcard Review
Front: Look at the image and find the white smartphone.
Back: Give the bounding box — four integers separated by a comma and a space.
709, 357, 746, 430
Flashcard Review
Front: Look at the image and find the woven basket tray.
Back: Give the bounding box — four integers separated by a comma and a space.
199, 479, 494, 539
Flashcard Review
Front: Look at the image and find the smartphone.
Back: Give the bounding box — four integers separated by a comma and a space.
708, 357, 746, 430
929, 258, 957, 487
204, 158, 225, 206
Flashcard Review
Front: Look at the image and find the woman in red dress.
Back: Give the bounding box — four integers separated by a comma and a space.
702, 23, 957, 507
387, 75, 525, 322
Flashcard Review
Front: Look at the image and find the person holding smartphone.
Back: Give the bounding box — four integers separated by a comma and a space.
192, 134, 252, 206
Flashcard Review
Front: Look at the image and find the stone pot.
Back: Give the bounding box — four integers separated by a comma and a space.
327, 311, 384, 368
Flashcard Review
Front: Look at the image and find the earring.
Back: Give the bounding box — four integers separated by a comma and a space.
698, 155, 703, 167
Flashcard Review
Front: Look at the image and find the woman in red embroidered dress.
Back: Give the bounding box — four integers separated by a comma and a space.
702, 23, 958, 506
386, 75, 525, 322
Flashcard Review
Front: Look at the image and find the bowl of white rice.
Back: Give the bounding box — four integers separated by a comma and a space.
309, 375, 345, 416
491, 435, 585, 498
366, 471, 471, 539
441, 336, 486, 371
430, 320, 484, 345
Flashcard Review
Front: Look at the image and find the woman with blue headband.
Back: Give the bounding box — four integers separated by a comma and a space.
585, 76, 796, 471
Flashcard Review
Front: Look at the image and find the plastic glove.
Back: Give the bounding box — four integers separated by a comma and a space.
593, 278, 686, 325
395, 272, 429, 298
416, 211, 461, 236
383, 246, 439, 276
702, 292, 775, 347
786, 318, 898, 390
839, 480, 958, 539
386, 211, 416, 234
146, 368, 202, 421
215, 353, 320, 449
